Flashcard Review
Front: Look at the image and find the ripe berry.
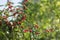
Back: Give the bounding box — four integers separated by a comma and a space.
17, 21, 21, 24
23, 29, 28, 32
21, 15, 26, 21
29, 29, 32, 32
8, 6, 13, 9
24, 0, 28, 2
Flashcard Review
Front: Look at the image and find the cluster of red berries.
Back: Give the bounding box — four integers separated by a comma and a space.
46, 29, 53, 32
23, 29, 40, 35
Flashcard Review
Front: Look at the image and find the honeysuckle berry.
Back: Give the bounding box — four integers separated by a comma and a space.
24, 0, 28, 2
17, 21, 21, 24
8, 5, 13, 9
29, 29, 33, 32
21, 15, 26, 21
23, 29, 28, 32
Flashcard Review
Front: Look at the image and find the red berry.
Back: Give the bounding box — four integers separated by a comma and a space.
29, 29, 32, 32
8, 6, 13, 9
23, 29, 28, 32
24, 0, 28, 2
17, 21, 21, 24
21, 15, 26, 21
